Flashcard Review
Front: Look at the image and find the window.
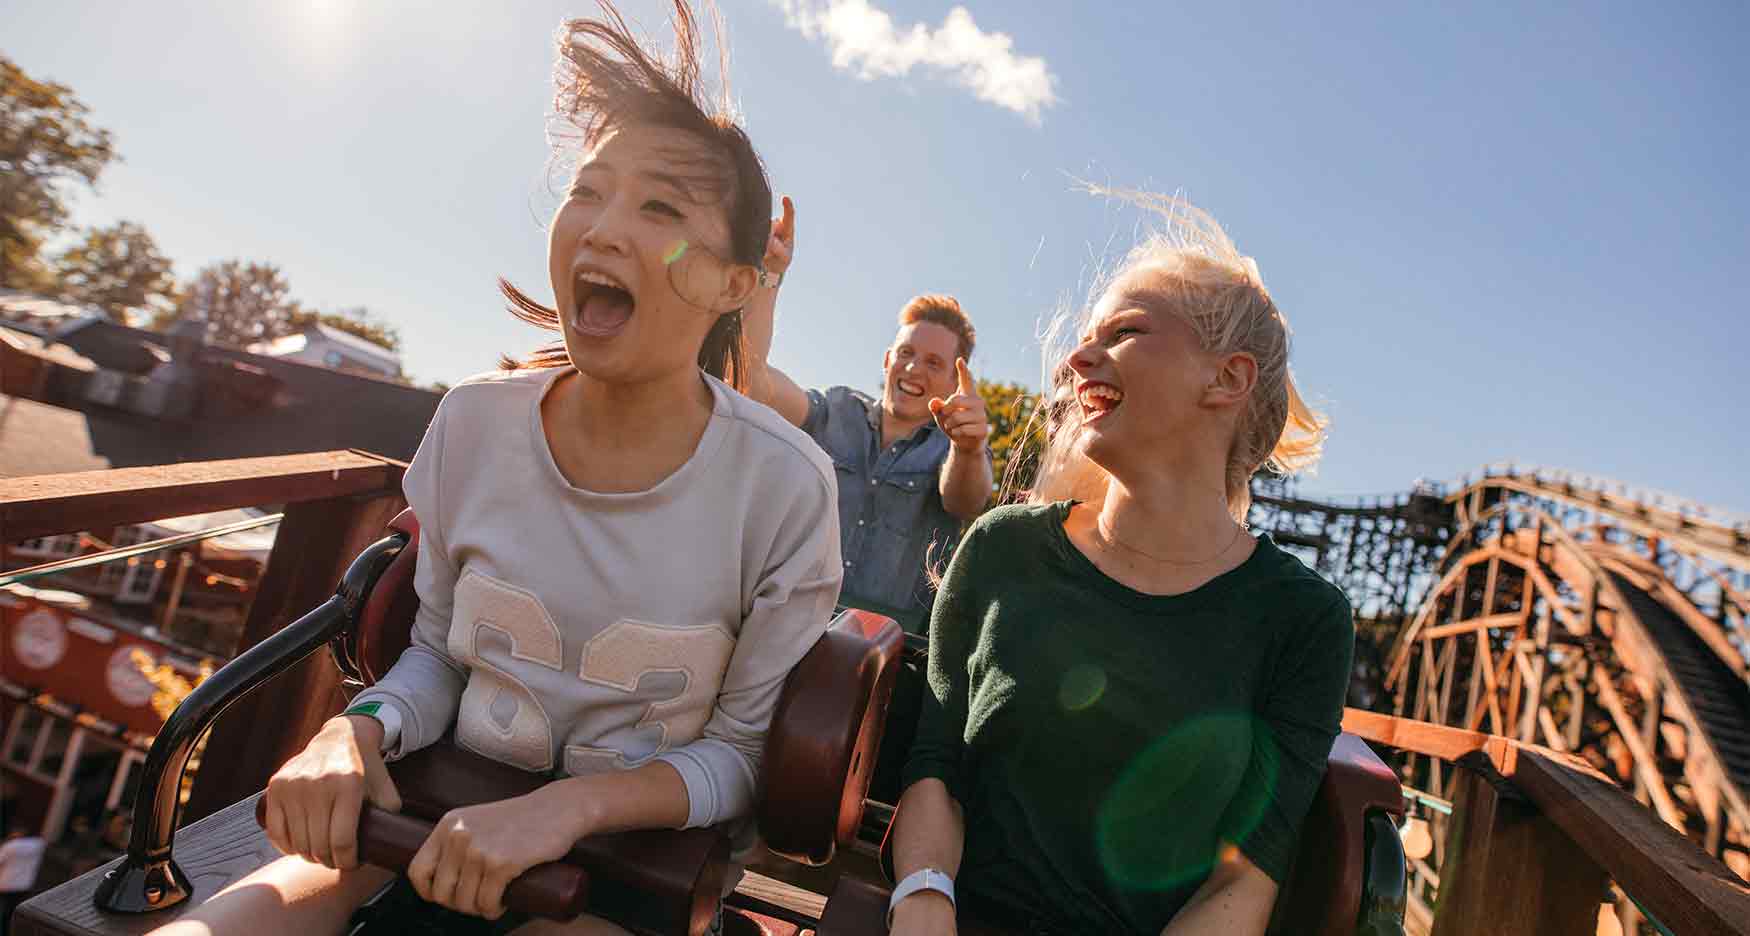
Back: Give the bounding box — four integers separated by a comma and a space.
1, 706, 66, 780
96, 526, 165, 604
13, 535, 79, 558
324, 350, 344, 367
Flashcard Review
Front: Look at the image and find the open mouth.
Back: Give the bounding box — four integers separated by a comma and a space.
895, 378, 926, 399
571, 268, 635, 338
1077, 381, 1124, 422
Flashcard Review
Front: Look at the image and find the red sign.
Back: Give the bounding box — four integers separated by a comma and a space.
0, 589, 204, 737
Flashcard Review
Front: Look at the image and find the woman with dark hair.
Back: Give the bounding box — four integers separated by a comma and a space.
150, 4, 840, 934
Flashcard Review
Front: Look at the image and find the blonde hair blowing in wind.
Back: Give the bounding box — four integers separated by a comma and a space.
1025, 186, 1328, 522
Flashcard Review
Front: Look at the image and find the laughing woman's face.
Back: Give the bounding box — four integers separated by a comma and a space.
547, 125, 752, 386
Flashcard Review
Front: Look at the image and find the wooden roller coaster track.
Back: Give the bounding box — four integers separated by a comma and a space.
1367, 468, 1750, 931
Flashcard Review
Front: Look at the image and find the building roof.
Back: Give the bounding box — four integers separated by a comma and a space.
0, 289, 101, 330
0, 326, 98, 373
249, 322, 401, 372
0, 313, 441, 479
302, 322, 402, 365
0, 393, 135, 477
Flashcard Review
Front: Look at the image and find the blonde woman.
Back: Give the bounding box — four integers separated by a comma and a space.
887, 193, 1352, 935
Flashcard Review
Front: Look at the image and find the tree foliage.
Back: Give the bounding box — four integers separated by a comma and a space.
173, 260, 301, 347
52, 220, 176, 320
0, 55, 117, 290
978, 379, 1046, 504
289, 305, 401, 352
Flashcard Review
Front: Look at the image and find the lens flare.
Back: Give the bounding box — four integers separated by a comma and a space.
1095, 712, 1278, 890
662, 240, 689, 266
1058, 663, 1108, 711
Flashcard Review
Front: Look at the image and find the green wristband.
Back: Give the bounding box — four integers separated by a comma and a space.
343, 701, 383, 719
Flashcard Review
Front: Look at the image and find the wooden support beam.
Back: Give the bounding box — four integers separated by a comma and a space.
1343, 708, 1498, 763
1527, 562, 1588, 635
0, 450, 404, 543
1588, 669, 1685, 830
1483, 644, 1506, 735
1705, 794, 1725, 855
1465, 633, 1506, 734
1537, 709, 1568, 752
1506, 643, 1527, 730
1482, 555, 1501, 616
1464, 637, 1485, 734
1422, 612, 1528, 642
1429, 767, 1608, 936
1634, 685, 1663, 802
1505, 743, 1750, 936
181, 491, 406, 823
1434, 639, 1459, 797
1563, 666, 1586, 751
1517, 615, 1551, 743
1386, 546, 1526, 687
1346, 709, 1750, 936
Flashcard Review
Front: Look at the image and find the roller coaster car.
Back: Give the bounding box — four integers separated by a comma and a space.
89, 510, 1406, 936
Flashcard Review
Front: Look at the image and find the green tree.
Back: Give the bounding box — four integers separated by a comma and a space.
52, 220, 176, 320
173, 260, 301, 347
289, 305, 401, 352
0, 56, 116, 290
978, 379, 1045, 504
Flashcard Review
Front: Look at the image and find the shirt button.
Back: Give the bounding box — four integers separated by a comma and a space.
870, 479, 878, 486
857, 520, 865, 526
844, 560, 853, 568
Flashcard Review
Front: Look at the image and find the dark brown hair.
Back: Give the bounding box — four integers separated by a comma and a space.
500, 0, 773, 390
897, 294, 976, 361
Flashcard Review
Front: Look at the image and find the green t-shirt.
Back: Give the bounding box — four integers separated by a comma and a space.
901, 502, 1354, 934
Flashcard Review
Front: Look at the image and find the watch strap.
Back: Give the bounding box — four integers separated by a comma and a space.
887, 868, 955, 928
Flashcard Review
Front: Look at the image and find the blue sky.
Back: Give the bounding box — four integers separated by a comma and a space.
6, 1, 1746, 513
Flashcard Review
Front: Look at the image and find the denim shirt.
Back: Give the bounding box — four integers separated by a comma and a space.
802, 386, 974, 631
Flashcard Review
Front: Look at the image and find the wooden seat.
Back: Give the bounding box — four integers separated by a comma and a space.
20, 509, 904, 936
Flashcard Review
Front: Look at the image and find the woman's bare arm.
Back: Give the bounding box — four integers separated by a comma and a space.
740, 196, 811, 427
889, 778, 966, 934
1160, 845, 1279, 936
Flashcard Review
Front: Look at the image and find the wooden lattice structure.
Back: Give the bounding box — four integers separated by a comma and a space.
1383, 467, 1750, 931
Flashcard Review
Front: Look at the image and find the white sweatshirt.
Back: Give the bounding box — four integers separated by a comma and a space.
350, 367, 842, 829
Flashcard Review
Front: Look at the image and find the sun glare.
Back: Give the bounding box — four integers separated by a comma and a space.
283, 0, 361, 73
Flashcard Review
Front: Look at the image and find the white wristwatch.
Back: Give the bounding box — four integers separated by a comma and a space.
887, 868, 955, 928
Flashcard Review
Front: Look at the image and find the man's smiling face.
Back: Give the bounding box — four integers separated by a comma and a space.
882, 321, 960, 424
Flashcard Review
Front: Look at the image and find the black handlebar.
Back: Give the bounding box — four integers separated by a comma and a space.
92, 531, 409, 914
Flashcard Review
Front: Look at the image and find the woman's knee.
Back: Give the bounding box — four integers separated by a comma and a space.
144, 855, 393, 936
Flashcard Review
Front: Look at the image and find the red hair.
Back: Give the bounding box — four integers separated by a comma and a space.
898, 294, 975, 361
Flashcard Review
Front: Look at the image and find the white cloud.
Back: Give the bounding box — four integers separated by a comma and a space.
771, 1, 1059, 125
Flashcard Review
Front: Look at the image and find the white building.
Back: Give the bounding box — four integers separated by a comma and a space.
249, 322, 401, 379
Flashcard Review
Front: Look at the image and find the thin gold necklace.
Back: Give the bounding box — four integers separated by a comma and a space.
1095, 512, 1246, 566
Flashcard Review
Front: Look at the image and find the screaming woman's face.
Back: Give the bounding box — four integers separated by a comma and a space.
548, 125, 754, 385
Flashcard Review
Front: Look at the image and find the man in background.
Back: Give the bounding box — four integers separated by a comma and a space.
741, 199, 992, 632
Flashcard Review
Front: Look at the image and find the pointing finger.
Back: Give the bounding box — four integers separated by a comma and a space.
774, 196, 795, 246
956, 357, 974, 395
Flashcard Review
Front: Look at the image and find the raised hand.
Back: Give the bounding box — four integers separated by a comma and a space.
763, 195, 796, 281
929, 358, 990, 454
